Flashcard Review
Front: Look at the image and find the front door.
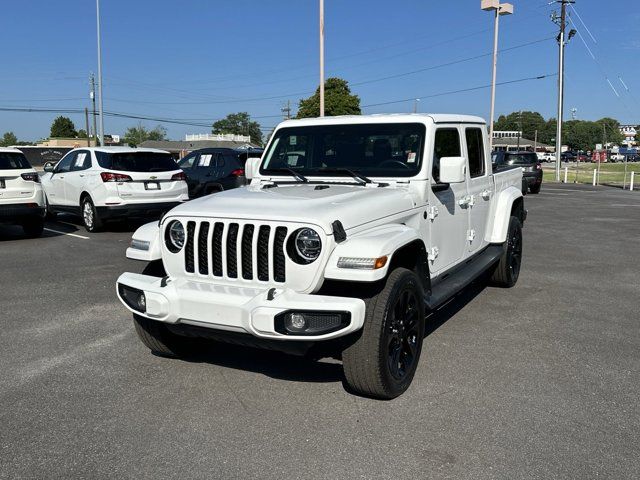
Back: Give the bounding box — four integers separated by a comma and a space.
46, 152, 75, 206
464, 127, 491, 253
65, 150, 91, 208
427, 126, 469, 275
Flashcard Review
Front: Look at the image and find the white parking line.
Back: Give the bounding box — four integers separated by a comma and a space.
544, 188, 596, 193
610, 204, 640, 207
43, 228, 90, 240
542, 192, 569, 196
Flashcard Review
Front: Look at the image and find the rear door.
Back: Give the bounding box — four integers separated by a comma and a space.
64, 150, 91, 206
0, 151, 36, 202
427, 126, 470, 274
464, 126, 491, 253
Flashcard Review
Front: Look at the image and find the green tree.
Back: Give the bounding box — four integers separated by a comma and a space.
77, 129, 88, 139
493, 111, 547, 142
0, 131, 18, 147
297, 77, 361, 119
212, 112, 263, 145
123, 123, 167, 146
50, 116, 77, 138
595, 117, 624, 145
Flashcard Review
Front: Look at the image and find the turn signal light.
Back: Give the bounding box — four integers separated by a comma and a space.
100, 172, 132, 182
337, 255, 388, 270
21, 172, 40, 183
171, 172, 186, 181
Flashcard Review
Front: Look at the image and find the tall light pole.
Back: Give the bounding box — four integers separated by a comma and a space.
319, 0, 325, 117
482, 0, 513, 152
96, 0, 105, 145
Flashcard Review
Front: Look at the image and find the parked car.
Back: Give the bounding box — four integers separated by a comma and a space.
536, 152, 554, 163
117, 114, 526, 399
561, 152, 576, 162
0, 147, 45, 237
178, 148, 262, 198
41, 147, 188, 232
609, 153, 625, 163
576, 153, 589, 162
492, 150, 542, 194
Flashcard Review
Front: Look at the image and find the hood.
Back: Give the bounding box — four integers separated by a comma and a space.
166, 183, 416, 234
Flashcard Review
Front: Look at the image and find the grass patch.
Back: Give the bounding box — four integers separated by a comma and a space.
541, 162, 640, 184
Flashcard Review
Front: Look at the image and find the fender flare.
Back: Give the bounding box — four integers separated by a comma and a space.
487, 186, 523, 244
324, 224, 422, 282
126, 221, 162, 261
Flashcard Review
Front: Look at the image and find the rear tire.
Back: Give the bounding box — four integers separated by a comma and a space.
133, 314, 188, 357
491, 216, 523, 288
342, 268, 425, 400
22, 218, 44, 238
81, 196, 103, 232
529, 183, 541, 194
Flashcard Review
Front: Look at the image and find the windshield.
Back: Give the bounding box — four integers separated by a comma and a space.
261, 123, 425, 178
504, 153, 537, 165
0, 152, 31, 170
96, 151, 178, 172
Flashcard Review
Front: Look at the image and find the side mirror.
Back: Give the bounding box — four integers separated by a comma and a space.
245, 157, 261, 180
43, 162, 55, 173
439, 156, 466, 183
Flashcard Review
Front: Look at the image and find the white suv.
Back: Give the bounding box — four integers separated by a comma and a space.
41, 147, 188, 232
0, 147, 45, 237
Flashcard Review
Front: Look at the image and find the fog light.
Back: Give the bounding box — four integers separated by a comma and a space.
286, 313, 308, 332
118, 284, 147, 313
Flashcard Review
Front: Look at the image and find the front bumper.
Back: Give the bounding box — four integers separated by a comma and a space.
97, 202, 183, 220
0, 203, 46, 222
116, 272, 366, 341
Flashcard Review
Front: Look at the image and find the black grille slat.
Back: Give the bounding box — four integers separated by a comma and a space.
212, 222, 224, 276
273, 227, 287, 283
185, 221, 196, 273
257, 226, 271, 281
226, 223, 239, 278
241, 225, 255, 280
197, 222, 210, 274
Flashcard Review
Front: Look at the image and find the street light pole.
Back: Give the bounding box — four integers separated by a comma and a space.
96, 0, 105, 145
319, 0, 325, 117
482, 1, 513, 152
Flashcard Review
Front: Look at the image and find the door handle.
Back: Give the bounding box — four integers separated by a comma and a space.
481, 189, 491, 199
458, 195, 471, 207
79, 174, 85, 177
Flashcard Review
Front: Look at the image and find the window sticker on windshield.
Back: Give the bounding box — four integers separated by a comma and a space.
407, 152, 416, 163
198, 154, 212, 167
290, 136, 297, 146
75, 153, 87, 167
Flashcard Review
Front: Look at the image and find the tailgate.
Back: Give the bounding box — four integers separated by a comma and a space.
0, 169, 36, 200
116, 170, 182, 201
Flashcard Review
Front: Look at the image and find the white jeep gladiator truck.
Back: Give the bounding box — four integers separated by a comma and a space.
117, 114, 525, 399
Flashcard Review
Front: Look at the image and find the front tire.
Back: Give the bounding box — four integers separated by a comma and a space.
133, 314, 188, 357
491, 216, 523, 287
81, 196, 103, 232
342, 268, 425, 400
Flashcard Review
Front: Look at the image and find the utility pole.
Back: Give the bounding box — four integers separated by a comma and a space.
95, 0, 105, 145
84, 108, 91, 147
552, 0, 575, 182
534, 129, 538, 153
517, 110, 522, 150
413, 98, 420, 113
90, 73, 98, 146
282, 100, 292, 120
319, 0, 325, 117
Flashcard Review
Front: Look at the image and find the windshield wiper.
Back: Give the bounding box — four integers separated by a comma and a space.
314, 168, 373, 185
267, 168, 308, 183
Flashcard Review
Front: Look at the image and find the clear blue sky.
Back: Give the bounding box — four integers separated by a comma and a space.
0, 0, 638, 141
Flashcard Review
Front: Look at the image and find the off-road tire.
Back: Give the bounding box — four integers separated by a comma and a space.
133, 314, 188, 357
22, 218, 44, 238
81, 196, 103, 233
342, 268, 425, 400
491, 216, 523, 287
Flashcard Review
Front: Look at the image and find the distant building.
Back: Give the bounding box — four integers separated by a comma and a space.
139, 133, 259, 158
36, 134, 120, 148
492, 130, 522, 139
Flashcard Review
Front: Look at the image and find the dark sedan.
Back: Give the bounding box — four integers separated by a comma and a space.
178, 148, 263, 198
492, 151, 543, 194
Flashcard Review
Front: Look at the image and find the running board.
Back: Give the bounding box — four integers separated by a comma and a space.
424, 245, 504, 310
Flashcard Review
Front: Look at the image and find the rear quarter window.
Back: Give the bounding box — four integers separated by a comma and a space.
0, 152, 31, 169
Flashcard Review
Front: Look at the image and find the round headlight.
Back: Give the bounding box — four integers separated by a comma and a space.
166, 220, 185, 252
295, 228, 321, 262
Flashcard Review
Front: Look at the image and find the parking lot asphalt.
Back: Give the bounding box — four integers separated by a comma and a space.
1, 184, 639, 480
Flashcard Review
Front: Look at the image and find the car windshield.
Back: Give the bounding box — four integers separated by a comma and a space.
0, 152, 31, 169
96, 151, 178, 172
261, 123, 425, 178
504, 153, 537, 165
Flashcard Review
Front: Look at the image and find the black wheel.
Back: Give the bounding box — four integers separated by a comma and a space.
342, 268, 425, 399
529, 183, 541, 194
22, 218, 44, 238
491, 216, 523, 288
81, 196, 103, 232
133, 314, 188, 357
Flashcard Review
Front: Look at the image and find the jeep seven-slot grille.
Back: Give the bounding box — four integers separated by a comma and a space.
183, 221, 288, 283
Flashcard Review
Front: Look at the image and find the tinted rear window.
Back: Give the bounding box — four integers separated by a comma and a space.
504, 153, 537, 165
0, 152, 31, 169
96, 151, 177, 172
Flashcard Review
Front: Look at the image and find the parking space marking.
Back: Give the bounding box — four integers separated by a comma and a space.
610, 204, 640, 207
44, 228, 90, 240
542, 192, 569, 196
543, 188, 597, 193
